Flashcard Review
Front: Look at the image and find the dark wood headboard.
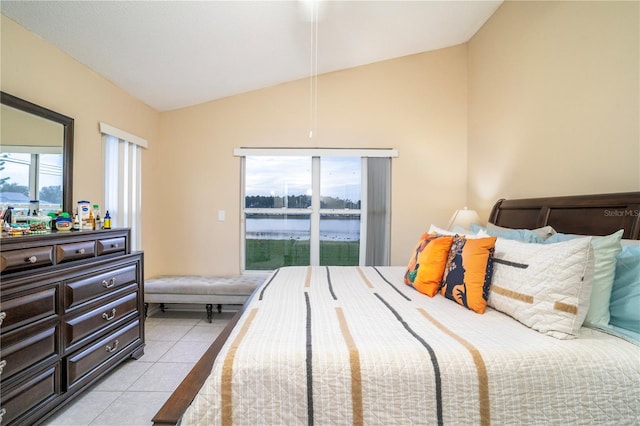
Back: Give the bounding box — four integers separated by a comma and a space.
488, 192, 640, 240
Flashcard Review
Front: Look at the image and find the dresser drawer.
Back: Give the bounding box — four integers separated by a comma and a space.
64, 291, 139, 350
64, 263, 138, 311
67, 319, 140, 386
1, 246, 54, 273
0, 230, 140, 426
97, 237, 126, 256
56, 240, 96, 263
0, 285, 58, 332
0, 363, 60, 426
1, 323, 59, 380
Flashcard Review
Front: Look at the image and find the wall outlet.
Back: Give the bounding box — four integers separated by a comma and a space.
218, 210, 225, 221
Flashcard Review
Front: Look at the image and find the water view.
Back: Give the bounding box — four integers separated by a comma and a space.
244, 156, 362, 269
246, 217, 360, 241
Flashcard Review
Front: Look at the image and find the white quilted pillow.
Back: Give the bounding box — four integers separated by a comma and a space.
488, 237, 595, 339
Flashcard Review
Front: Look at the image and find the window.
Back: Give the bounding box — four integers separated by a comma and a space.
0, 147, 63, 213
100, 123, 147, 251
319, 156, 362, 266
238, 148, 396, 271
244, 156, 312, 270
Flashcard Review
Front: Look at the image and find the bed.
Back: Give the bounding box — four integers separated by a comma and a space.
153, 192, 640, 425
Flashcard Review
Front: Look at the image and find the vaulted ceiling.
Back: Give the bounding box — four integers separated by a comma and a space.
1, 1, 502, 111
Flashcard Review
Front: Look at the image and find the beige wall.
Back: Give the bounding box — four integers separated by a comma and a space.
1, 14, 467, 278
467, 0, 640, 219
3, 0, 637, 277
147, 46, 469, 276
1, 15, 159, 216
1, 104, 64, 148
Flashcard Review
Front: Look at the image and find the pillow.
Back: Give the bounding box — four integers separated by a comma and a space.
451, 225, 473, 235
470, 223, 545, 244
428, 224, 490, 238
428, 224, 457, 236
405, 233, 454, 296
606, 325, 640, 345
609, 241, 640, 333
440, 235, 497, 314
488, 237, 595, 339
405, 232, 431, 284
544, 230, 623, 328
485, 222, 556, 240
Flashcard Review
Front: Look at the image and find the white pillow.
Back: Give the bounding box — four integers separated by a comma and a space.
428, 224, 490, 238
488, 237, 595, 339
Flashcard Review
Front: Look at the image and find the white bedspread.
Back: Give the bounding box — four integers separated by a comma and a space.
180, 266, 639, 425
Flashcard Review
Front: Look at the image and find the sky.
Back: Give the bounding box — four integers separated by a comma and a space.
245, 156, 361, 202
0, 153, 63, 189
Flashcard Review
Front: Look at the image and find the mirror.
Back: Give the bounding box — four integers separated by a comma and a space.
1, 91, 74, 215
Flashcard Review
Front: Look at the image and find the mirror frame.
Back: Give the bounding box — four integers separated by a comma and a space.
1, 91, 74, 214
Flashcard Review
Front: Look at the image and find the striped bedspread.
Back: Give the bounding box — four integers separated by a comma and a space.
180, 266, 639, 425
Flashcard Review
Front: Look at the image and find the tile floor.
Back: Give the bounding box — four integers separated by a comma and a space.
43, 308, 235, 426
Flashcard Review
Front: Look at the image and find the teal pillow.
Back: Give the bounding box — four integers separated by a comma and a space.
607, 325, 640, 345
609, 243, 640, 333
545, 230, 624, 328
470, 224, 544, 244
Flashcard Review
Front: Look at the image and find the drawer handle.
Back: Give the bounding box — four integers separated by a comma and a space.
26, 255, 37, 264
102, 278, 117, 288
0, 407, 5, 422
102, 308, 117, 321
105, 339, 119, 353
77, 248, 86, 254
0, 360, 6, 375
0, 311, 5, 325
111, 243, 120, 249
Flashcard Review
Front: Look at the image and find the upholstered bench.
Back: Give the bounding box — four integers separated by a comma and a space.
144, 274, 269, 322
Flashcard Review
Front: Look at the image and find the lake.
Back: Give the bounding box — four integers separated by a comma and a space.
246, 217, 360, 241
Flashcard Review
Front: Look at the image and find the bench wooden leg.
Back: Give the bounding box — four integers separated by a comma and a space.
217, 304, 222, 314
206, 304, 213, 323
160, 303, 166, 312
144, 303, 149, 318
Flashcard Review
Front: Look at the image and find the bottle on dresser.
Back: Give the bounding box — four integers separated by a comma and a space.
88, 210, 95, 230
92, 204, 102, 229
73, 211, 81, 231
78, 200, 93, 230
103, 211, 112, 229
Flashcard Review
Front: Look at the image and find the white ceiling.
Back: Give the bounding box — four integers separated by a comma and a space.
1, 1, 502, 112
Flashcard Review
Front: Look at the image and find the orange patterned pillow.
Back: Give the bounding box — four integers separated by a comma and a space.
440, 235, 497, 313
405, 233, 431, 284
405, 233, 454, 297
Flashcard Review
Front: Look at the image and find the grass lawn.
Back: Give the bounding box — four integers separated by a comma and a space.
246, 239, 360, 270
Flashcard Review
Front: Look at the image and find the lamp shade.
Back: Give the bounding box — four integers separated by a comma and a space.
447, 207, 481, 231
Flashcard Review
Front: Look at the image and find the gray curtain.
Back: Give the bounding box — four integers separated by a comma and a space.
365, 157, 391, 266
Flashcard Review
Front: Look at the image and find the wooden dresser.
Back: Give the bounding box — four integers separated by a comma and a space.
0, 228, 145, 425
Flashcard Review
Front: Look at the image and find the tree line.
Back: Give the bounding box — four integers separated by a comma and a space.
0, 182, 62, 204
245, 195, 360, 209
0, 156, 62, 203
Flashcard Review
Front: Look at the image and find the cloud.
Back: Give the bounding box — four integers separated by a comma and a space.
245, 156, 361, 201
245, 156, 311, 197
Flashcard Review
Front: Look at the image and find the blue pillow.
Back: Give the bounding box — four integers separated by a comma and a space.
609, 243, 640, 333
544, 230, 623, 328
470, 224, 545, 244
